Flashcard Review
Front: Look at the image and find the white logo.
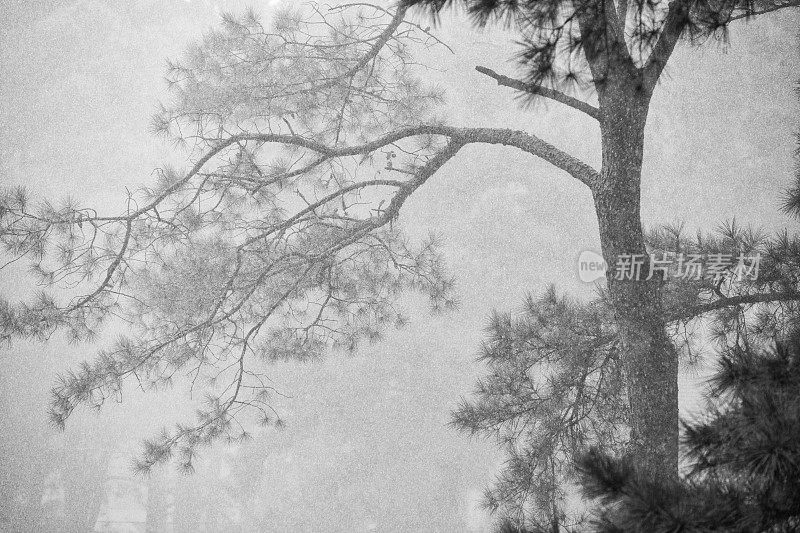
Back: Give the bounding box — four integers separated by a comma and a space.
577, 250, 607, 283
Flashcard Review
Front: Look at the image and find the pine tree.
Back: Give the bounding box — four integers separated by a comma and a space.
456, 73, 800, 527
0, 0, 797, 498
405, 0, 800, 483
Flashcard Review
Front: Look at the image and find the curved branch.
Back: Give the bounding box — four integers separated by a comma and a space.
11, 125, 597, 321
307, 3, 409, 94
220, 126, 598, 187
67, 218, 133, 312
95, 124, 596, 226
453, 127, 599, 186
303, 139, 467, 257
475, 66, 600, 121
6, 123, 597, 324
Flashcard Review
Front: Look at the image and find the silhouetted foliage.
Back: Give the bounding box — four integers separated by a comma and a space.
453, 287, 623, 529
575, 330, 800, 532
403, 0, 794, 92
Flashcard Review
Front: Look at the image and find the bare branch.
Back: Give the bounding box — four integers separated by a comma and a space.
475, 66, 600, 121
218, 127, 598, 186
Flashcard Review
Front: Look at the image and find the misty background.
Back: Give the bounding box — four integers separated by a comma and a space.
0, 0, 798, 531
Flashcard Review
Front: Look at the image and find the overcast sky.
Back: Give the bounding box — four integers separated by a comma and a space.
1, 1, 798, 531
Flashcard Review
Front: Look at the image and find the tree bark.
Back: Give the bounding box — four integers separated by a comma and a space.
593, 68, 680, 478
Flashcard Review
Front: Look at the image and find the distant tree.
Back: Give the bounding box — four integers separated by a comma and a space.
53, 414, 116, 533
172, 452, 244, 533
0, 0, 798, 524
0, 354, 113, 533
59, 437, 107, 533
0, 418, 51, 532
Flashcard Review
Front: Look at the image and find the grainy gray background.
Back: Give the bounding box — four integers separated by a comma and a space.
1, 1, 798, 530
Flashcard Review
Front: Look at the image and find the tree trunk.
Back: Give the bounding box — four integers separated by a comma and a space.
593, 72, 680, 478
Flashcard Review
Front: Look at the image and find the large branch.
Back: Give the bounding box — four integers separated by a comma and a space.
95, 126, 596, 223
475, 66, 600, 121
669, 291, 800, 322
30, 124, 596, 314
217, 126, 599, 187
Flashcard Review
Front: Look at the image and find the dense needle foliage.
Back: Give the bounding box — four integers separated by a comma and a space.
576, 330, 800, 532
